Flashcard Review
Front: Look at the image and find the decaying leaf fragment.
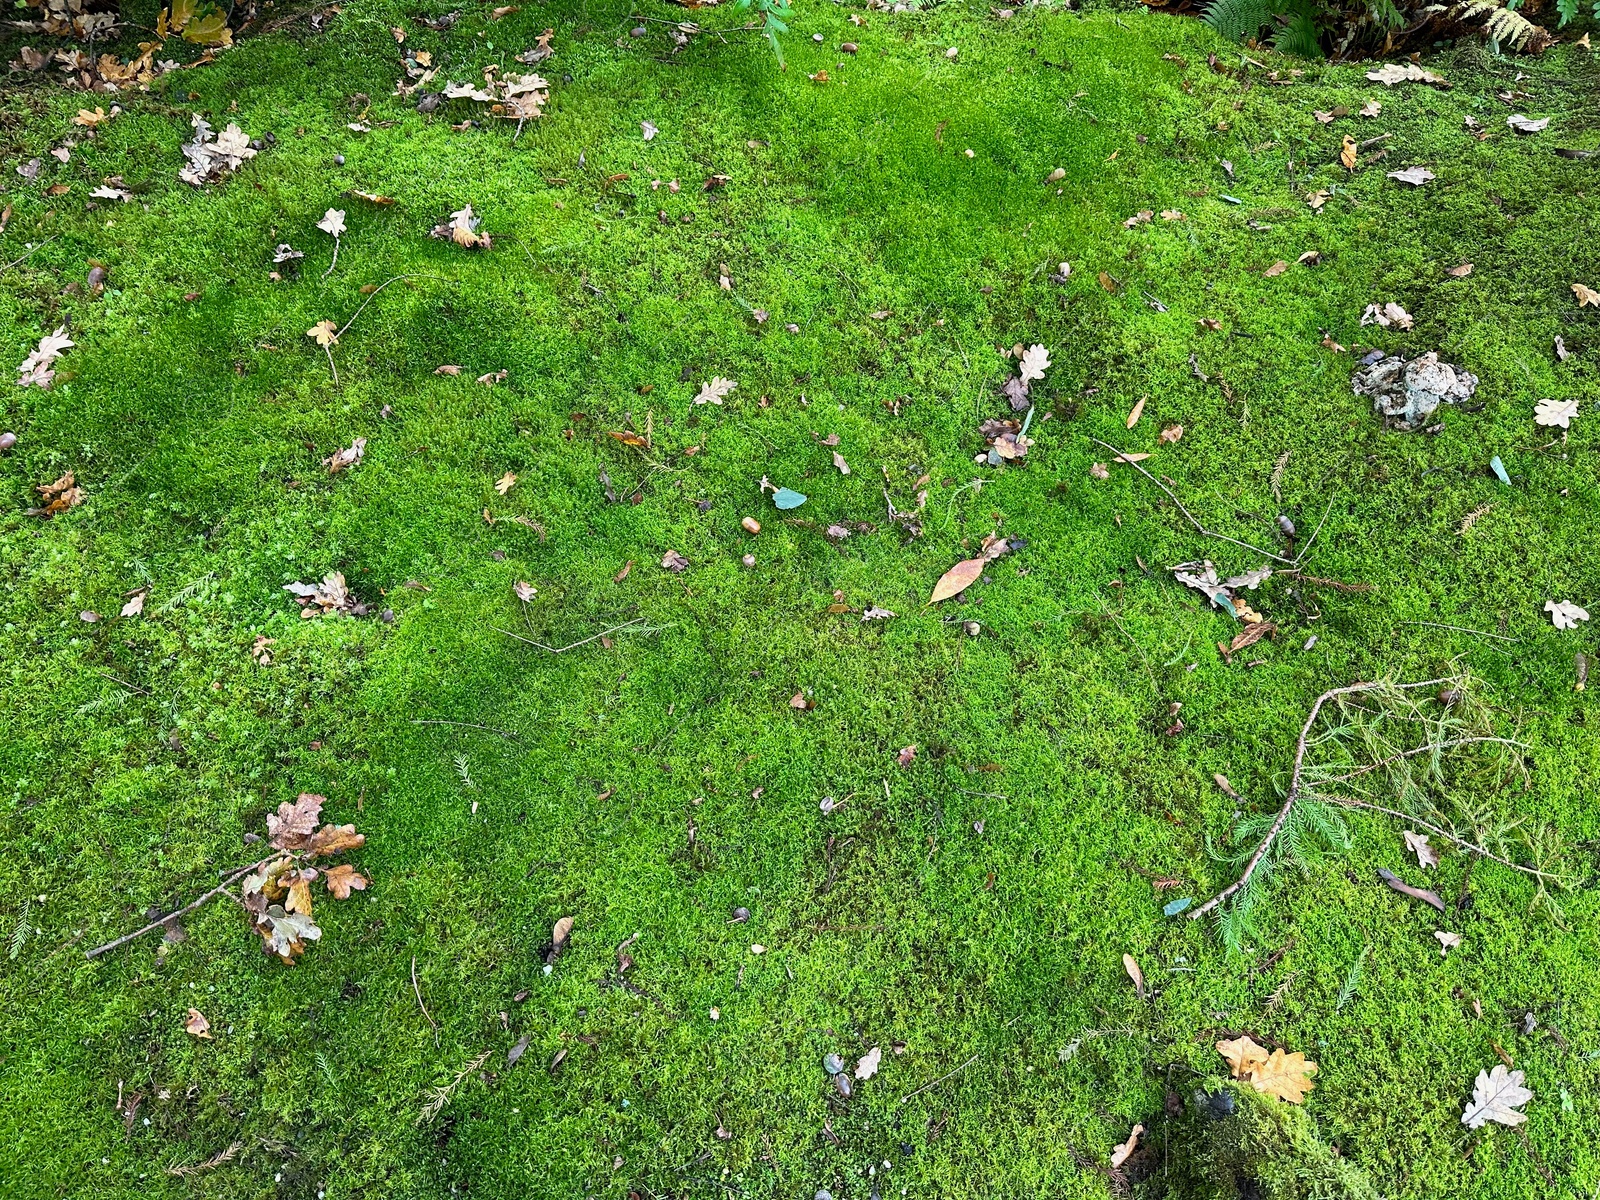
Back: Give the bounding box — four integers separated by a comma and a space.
1403, 830, 1440, 868
694, 377, 737, 406
431, 205, 491, 248
1545, 600, 1590, 630
283, 572, 365, 618
324, 437, 367, 473
28, 471, 85, 517
179, 115, 256, 186
1533, 398, 1578, 429
185, 1008, 213, 1038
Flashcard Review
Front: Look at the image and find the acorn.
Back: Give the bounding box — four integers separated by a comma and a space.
741, 516, 761, 535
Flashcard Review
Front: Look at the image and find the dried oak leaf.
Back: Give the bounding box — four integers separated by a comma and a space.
855, 1046, 882, 1080
495, 471, 517, 495
694, 376, 737, 406
1575, 283, 1600, 308
1462, 1065, 1532, 1129
1545, 599, 1590, 629
1404, 830, 1441, 868
322, 863, 369, 899
1217, 1035, 1269, 1079
121, 590, 147, 618
267, 792, 325, 849
1248, 1048, 1318, 1103
306, 320, 339, 347
432, 204, 490, 248
661, 550, 689, 572
1017, 343, 1050, 386
1532, 397, 1578, 429
255, 905, 321, 963
185, 1008, 213, 1038
304, 823, 365, 858
324, 437, 366, 473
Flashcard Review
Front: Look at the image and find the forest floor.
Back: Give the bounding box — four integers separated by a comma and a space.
1, 1, 1599, 1197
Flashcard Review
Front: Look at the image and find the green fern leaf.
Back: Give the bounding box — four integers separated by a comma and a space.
1203, 0, 1275, 42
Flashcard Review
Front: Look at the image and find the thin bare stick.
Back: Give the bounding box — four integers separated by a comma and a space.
86, 859, 273, 959
410, 718, 521, 740
1, 236, 61, 273
1089, 437, 1293, 565
1398, 620, 1520, 644
323, 341, 338, 386
1280, 571, 1372, 594
412, 955, 438, 1030
335, 273, 453, 340
494, 616, 654, 654
1291, 493, 1336, 567
1314, 735, 1526, 785
90, 668, 151, 695
899, 1051, 982, 1104
1326, 795, 1562, 882
1189, 677, 1459, 921
322, 235, 340, 279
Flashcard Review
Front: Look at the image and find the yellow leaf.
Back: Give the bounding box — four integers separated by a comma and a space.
1575, 283, 1600, 308
1216, 1035, 1269, 1080
495, 471, 517, 495
168, 0, 196, 30
185, 1008, 213, 1038
1339, 134, 1357, 171
183, 9, 232, 46
306, 320, 339, 347
1247, 1048, 1318, 1103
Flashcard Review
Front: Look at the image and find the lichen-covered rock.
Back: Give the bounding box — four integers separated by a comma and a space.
1352, 352, 1478, 431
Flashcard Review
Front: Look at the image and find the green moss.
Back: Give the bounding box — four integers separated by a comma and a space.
0, 2, 1597, 1197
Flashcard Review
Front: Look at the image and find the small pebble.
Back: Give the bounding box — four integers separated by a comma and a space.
0, 431, 16, 453
334, 154, 345, 166
841, 42, 858, 52
834, 1073, 852, 1097
741, 553, 755, 568
823, 1053, 844, 1075
630, 25, 646, 37
741, 516, 761, 535
1302, 635, 1318, 650
1276, 514, 1295, 536
729, 906, 750, 923
812, 32, 824, 41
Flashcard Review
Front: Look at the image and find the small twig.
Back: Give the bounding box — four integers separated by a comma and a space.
411, 955, 438, 1030
1291, 493, 1336, 567
335, 273, 453, 341
494, 617, 655, 654
410, 718, 521, 740
1327, 796, 1562, 882
166, 1140, 244, 1178
322, 234, 340, 279
899, 1051, 982, 1104
323, 342, 338, 386
1357, 132, 1394, 152
90, 668, 151, 696
0, 235, 61, 273
1398, 620, 1520, 644
1089, 437, 1294, 565
86, 859, 273, 959
1279, 571, 1372, 594
1189, 677, 1459, 921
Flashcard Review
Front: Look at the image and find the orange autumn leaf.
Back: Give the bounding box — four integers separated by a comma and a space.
322, 863, 369, 899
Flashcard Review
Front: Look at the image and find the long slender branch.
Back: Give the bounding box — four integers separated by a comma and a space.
494, 617, 655, 654
335, 273, 453, 340
1324, 795, 1562, 882
0, 235, 60, 273
1291, 493, 1335, 567
85, 857, 275, 959
1089, 436, 1294, 565
1189, 677, 1460, 921
410, 718, 521, 740
898, 1051, 982, 1104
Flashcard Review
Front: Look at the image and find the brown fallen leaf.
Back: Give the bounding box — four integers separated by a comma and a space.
1264, 260, 1288, 277
1158, 424, 1183, 444
1248, 1048, 1318, 1103
185, 1008, 213, 1039
1574, 283, 1600, 308
322, 863, 368, 899
1228, 620, 1275, 653
929, 557, 985, 604
1217, 1035, 1269, 1079
613, 560, 633, 583
1110, 1122, 1144, 1170
1377, 867, 1445, 911
1339, 134, 1358, 171
434, 364, 462, 375
1126, 396, 1146, 428
1447, 263, 1473, 277
788, 692, 812, 710
1213, 773, 1241, 800
832, 450, 850, 475
514, 580, 537, 603
1122, 952, 1145, 999
897, 744, 916, 767
661, 550, 689, 573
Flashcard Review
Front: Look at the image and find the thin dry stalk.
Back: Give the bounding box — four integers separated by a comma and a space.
167, 1140, 243, 1177
418, 1050, 491, 1124
86, 857, 275, 959
1325, 795, 1561, 882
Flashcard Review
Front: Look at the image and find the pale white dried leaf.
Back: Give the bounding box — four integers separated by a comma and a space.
1404, 830, 1440, 868
1533, 397, 1578, 429
1387, 166, 1435, 186
1545, 600, 1590, 630
1462, 1065, 1532, 1129
854, 1046, 882, 1079
1017, 344, 1050, 385
318, 208, 346, 238
694, 376, 737, 406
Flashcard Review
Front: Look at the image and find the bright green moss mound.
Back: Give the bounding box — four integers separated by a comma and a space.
0, 3, 1598, 1197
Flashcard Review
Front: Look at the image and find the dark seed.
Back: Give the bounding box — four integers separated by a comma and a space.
729, 906, 750, 923
1437, 687, 1461, 706
833, 1073, 852, 1097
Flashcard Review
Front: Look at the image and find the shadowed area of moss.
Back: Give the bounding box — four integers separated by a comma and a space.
0, 2, 1598, 1197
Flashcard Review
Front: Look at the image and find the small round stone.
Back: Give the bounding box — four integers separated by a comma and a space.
334, 154, 346, 166
823, 1053, 844, 1075
0, 432, 16, 453
741, 553, 755, 568
741, 516, 761, 535
630, 25, 646, 36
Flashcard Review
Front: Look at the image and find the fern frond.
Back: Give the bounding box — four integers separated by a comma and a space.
1451, 0, 1550, 49
1272, 9, 1324, 57
1204, 0, 1276, 42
